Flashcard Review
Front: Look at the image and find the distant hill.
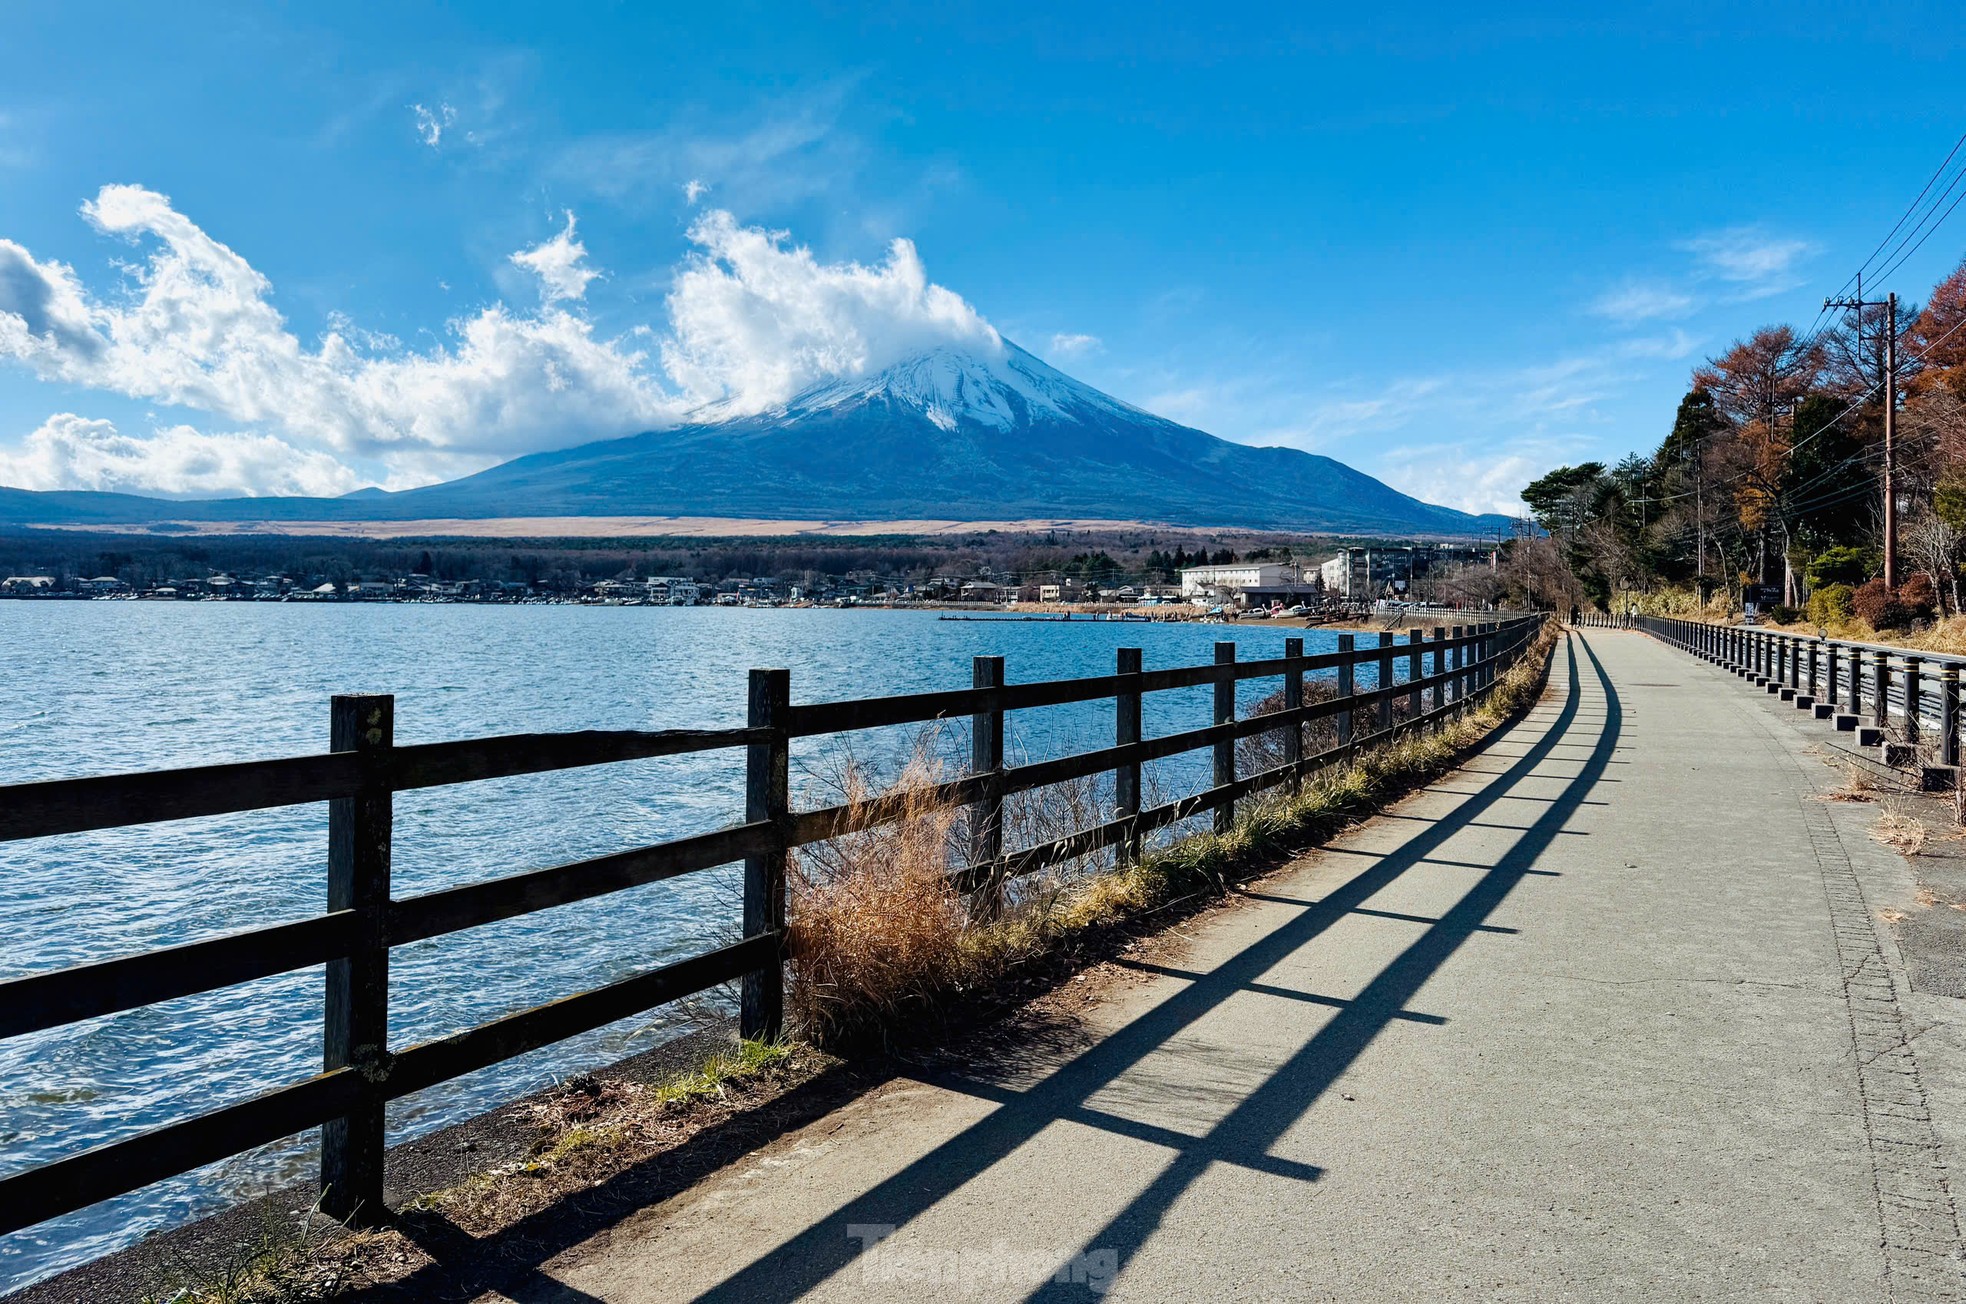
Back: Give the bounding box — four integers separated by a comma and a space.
0, 341, 1512, 537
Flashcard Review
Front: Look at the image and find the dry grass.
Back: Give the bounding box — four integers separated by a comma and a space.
134, 1194, 382, 1303
780, 621, 1559, 1051
1873, 798, 1931, 856
134, 629, 1557, 1302
1820, 765, 1881, 803
786, 745, 977, 1048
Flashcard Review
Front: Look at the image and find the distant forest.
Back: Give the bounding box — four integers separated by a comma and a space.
0, 527, 1370, 591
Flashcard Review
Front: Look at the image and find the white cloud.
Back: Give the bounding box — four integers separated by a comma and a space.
551, 86, 864, 216
0, 184, 682, 486
1046, 332, 1101, 359
662, 209, 999, 412
1590, 280, 1695, 324
0, 413, 362, 497
509, 211, 599, 302
1678, 226, 1815, 298
0, 187, 1011, 492
411, 102, 456, 148
1373, 444, 1545, 517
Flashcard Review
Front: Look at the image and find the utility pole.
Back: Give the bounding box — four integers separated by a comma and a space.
1886, 292, 1899, 589
1695, 432, 1705, 595
1825, 284, 1899, 588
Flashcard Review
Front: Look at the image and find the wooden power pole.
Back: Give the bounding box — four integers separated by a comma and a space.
1825, 285, 1900, 588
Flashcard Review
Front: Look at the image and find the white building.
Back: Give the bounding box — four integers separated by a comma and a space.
1177, 563, 1298, 598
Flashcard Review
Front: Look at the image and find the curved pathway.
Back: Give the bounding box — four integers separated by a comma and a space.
548, 629, 1965, 1302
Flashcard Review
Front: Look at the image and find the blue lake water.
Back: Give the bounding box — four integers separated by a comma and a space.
0, 603, 1373, 1291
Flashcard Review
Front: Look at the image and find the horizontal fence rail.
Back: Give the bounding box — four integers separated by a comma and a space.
0, 615, 1543, 1241
1621, 613, 1966, 775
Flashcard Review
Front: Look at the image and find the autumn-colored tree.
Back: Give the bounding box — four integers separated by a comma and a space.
1691, 326, 1824, 429
1909, 257, 1966, 398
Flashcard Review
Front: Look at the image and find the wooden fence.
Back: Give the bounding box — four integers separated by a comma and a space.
0, 616, 1543, 1239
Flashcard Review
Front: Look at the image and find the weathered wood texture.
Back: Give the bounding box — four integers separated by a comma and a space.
0, 615, 1542, 1239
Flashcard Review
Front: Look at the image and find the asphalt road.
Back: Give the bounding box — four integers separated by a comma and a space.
547, 629, 1966, 1302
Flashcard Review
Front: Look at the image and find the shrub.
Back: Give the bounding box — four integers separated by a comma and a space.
1807, 545, 1873, 588
1900, 572, 1939, 621
1852, 577, 1913, 631
1768, 604, 1801, 625
1806, 583, 1854, 627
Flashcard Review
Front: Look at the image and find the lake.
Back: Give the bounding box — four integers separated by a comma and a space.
0, 602, 1369, 1291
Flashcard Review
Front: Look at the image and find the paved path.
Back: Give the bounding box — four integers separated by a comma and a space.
552, 629, 1966, 1302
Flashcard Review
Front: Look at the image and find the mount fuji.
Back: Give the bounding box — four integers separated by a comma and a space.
0, 340, 1507, 535
369, 340, 1500, 534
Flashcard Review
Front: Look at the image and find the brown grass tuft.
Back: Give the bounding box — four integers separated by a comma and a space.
1820, 765, 1880, 803
786, 745, 976, 1047
1872, 798, 1930, 856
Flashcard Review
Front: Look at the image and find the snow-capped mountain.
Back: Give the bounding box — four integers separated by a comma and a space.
373, 340, 1499, 534
0, 340, 1507, 535
786, 342, 1142, 433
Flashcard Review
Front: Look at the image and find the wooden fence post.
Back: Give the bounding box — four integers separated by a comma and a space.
1375, 632, 1394, 735
1405, 630, 1423, 726
1428, 628, 1448, 730
1116, 648, 1143, 861
323, 693, 393, 1226
970, 656, 1007, 917
741, 668, 790, 1041
1282, 637, 1303, 791
1447, 626, 1464, 710
1214, 641, 1237, 834
1336, 634, 1355, 746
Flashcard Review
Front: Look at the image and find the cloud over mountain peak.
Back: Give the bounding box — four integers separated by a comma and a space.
0, 186, 1004, 494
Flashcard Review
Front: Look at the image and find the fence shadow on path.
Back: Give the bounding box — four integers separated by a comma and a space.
677, 632, 1623, 1302
323, 632, 1617, 1303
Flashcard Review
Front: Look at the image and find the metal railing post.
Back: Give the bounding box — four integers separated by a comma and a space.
1827, 643, 1841, 708
1874, 651, 1891, 731
1116, 647, 1143, 861
969, 656, 1006, 917
1943, 665, 1961, 768
1214, 641, 1237, 834
741, 668, 790, 1038
1905, 657, 1924, 745
323, 693, 394, 1226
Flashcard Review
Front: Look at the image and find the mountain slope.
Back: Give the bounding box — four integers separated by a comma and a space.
0, 341, 1508, 535
387, 342, 1499, 534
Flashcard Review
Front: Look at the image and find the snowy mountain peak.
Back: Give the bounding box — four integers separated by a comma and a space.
775, 340, 1140, 433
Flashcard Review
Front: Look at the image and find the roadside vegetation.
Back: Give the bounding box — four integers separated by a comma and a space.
1512, 255, 1966, 634
122, 622, 1556, 1303
784, 620, 1559, 1049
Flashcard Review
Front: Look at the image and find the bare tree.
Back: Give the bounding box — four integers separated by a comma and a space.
1904, 509, 1966, 617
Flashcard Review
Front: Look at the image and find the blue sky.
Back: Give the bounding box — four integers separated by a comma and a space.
1, 3, 1964, 514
